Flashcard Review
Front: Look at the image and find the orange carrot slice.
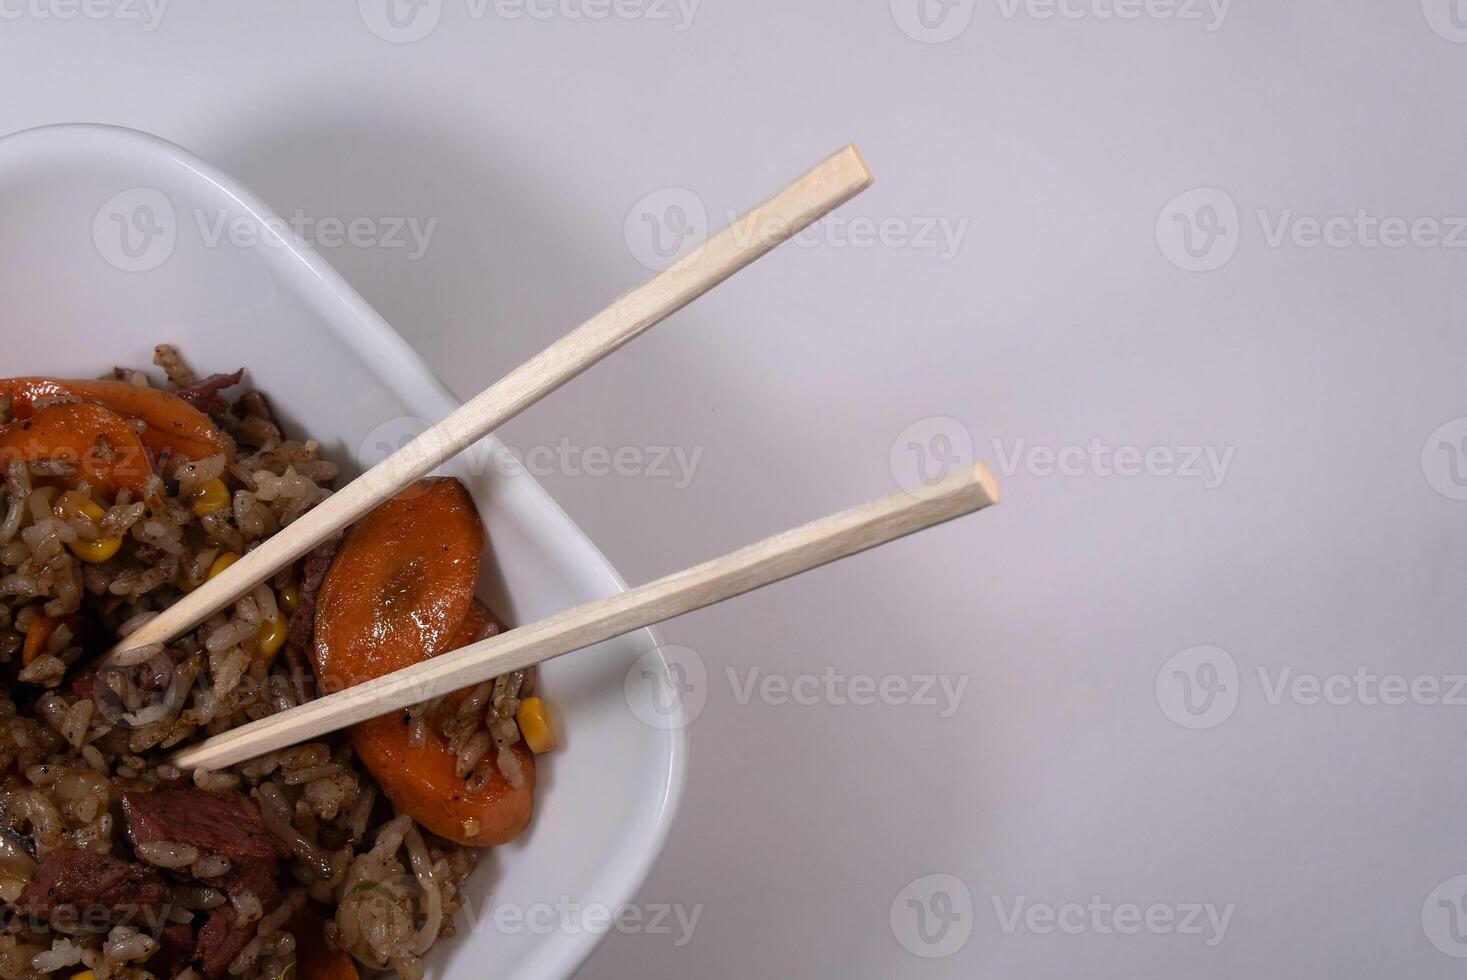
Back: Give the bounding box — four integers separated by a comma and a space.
353, 716, 535, 847
352, 600, 534, 846
0, 377, 230, 462
21, 613, 58, 666
312, 478, 484, 691
313, 478, 534, 846
0, 402, 152, 498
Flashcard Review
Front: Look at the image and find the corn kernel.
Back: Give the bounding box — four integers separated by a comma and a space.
515, 697, 557, 754
55, 490, 104, 523
54, 492, 122, 563
70, 536, 123, 563
256, 616, 287, 665
208, 552, 242, 580
72, 971, 96, 980
190, 478, 231, 517
278, 579, 300, 617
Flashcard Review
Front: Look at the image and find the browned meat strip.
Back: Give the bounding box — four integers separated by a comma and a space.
14, 848, 165, 920
232, 390, 276, 425
287, 536, 341, 652
121, 789, 276, 861
150, 923, 196, 977
283, 639, 315, 705
195, 907, 254, 978
176, 369, 244, 422
205, 854, 281, 912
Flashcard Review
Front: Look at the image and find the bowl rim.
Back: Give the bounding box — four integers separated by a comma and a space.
0, 121, 688, 980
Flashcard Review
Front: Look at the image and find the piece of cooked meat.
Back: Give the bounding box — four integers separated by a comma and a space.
150, 923, 196, 978
13, 848, 165, 920
194, 906, 255, 978
121, 789, 276, 861
204, 853, 281, 912
122, 788, 283, 916
175, 369, 244, 422
287, 537, 341, 652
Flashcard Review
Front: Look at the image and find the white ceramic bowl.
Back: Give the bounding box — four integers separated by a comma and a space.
0, 123, 686, 980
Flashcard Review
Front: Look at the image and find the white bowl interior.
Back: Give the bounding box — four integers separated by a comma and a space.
0, 124, 685, 980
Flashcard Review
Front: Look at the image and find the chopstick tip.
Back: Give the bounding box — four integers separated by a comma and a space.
838, 143, 875, 188
973, 461, 1001, 506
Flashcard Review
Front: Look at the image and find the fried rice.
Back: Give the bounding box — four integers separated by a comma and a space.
0, 347, 530, 980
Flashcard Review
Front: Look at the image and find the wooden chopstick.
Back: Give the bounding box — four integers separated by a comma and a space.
171, 462, 999, 770
109, 145, 875, 658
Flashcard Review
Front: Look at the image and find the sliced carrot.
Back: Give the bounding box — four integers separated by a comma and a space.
447, 599, 496, 649
353, 717, 535, 847
285, 909, 359, 980
0, 402, 152, 498
0, 377, 71, 415
313, 478, 536, 846
312, 478, 484, 691
0, 377, 230, 462
350, 599, 532, 845
21, 613, 58, 666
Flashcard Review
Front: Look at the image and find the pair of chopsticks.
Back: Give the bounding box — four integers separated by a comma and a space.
147, 145, 999, 771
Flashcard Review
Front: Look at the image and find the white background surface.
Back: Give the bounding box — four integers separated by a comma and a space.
5, 2, 1467, 975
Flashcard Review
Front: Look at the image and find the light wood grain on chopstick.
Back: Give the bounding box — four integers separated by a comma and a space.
171, 461, 998, 771
110, 146, 874, 657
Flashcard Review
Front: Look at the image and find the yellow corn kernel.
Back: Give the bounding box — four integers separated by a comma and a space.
55, 492, 122, 563
515, 697, 557, 754
70, 535, 123, 564
190, 478, 231, 517
71, 971, 96, 980
256, 617, 287, 665
278, 579, 300, 617
208, 552, 242, 580
55, 490, 104, 523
